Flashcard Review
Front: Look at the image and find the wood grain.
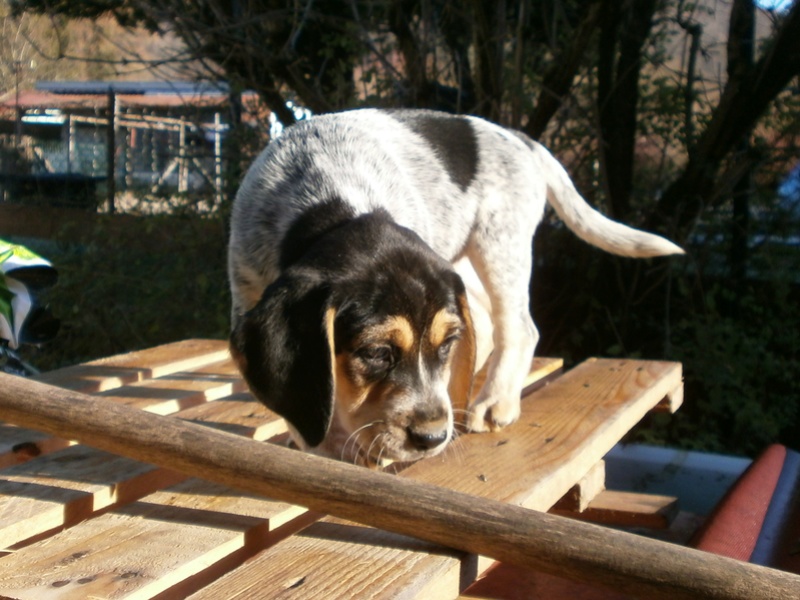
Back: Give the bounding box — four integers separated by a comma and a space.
0, 446, 185, 550
0, 389, 282, 549
188, 518, 463, 600
0, 357, 243, 468
0, 479, 310, 600
34, 339, 230, 394
551, 460, 606, 513
401, 358, 683, 511
0, 371, 797, 600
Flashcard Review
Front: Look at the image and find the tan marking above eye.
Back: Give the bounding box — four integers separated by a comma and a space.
429, 309, 462, 348
358, 315, 416, 353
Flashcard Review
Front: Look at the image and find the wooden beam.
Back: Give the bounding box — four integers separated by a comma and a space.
0, 373, 797, 600
552, 490, 680, 530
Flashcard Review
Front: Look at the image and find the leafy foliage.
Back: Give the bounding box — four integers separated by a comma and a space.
634, 280, 800, 456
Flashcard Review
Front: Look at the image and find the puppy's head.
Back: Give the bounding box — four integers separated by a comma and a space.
230, 211, 475, 464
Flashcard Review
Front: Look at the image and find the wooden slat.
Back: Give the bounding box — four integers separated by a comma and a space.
96, 359, 244, 414
177, 392, 286, 441
0, 479, 310, 600
0, 446, 186, 550
34, 338, 230, 394
551, 490, 680, 530
188, 518, 464, 600
0, 425, 72, 470
400, 358, 683, 512
0, 392, 283, 549
0, 359, 243, 469
551, 460, 606, 513
652, 384, 684, 413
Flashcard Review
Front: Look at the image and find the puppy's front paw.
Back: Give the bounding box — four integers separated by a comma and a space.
466, 396, 521, 432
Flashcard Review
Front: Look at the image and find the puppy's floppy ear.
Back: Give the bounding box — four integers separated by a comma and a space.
448, 284, 477, 421
230, 270, 335, 448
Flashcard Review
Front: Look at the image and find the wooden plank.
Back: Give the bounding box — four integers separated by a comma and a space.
0, 446, 185, 550
0, 391, 283, 549
652, 383, 684, 413
34, 338, 230, 394
551, 490, 680, 530
0, 425, 73, 470
187, 518, 463, 600
177, 392, 286, 441
400, 358, 684, 512
96, 359, 244, 414
0, 359, 243, 469
551, 460, 606, 513
0, 479, 310, 600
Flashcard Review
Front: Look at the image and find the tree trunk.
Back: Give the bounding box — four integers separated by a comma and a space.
596, 0, 659, 221
524, 1, 601, 139
472, 0, 507, 121
728, 0, 755, 288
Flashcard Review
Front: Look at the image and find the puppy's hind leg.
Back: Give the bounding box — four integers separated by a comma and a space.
465, 241, 539, 432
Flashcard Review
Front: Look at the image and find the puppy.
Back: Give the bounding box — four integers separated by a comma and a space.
228, 109, 683, 466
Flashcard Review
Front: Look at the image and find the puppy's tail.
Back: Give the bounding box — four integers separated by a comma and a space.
537, 143, 684, 258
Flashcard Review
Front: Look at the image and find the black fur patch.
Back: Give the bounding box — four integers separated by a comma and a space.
389, 110, 479, 192
279, 197, 357, 270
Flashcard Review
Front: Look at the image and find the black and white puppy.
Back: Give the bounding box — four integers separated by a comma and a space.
228, 109, 683, 466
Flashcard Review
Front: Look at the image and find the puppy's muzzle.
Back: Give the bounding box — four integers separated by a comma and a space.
402, 402, 451, 454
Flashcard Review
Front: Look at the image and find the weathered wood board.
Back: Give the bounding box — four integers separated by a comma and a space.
187, 518, 465, 600
0, 350, 242, 468
0, 480, 310, 600
0, 388, 285, 549
401, 358, 683, 511
551, 490, 680, 529
34, 339, 231, 394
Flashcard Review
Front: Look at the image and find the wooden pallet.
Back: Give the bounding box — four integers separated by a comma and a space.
0, 339, 684, 599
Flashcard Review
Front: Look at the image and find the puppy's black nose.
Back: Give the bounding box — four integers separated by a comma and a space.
407, 426, 449, 451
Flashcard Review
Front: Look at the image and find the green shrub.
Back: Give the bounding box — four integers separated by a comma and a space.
633, 280, 800, 457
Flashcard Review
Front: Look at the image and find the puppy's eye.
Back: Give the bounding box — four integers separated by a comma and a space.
357, 344, 395, 369
438, 334, 460, 360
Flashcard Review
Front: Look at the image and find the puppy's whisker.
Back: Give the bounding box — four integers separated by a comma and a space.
442, 425, 467, 463
366, 430, 387, 466
343, 421, 384, 466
